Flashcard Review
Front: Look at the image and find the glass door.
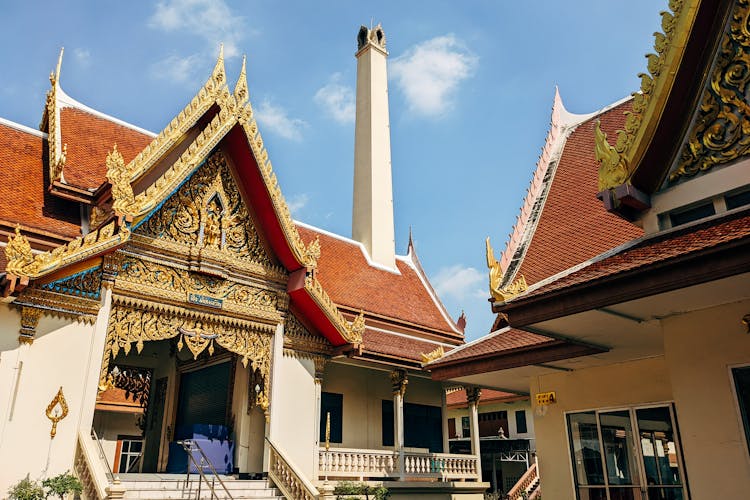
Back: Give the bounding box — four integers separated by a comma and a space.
567, 405, 688, 500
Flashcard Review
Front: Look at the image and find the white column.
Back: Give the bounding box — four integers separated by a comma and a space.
313, 358, 325, 481
466, 387, 481, 458
390, 369, 407, 477
264, 322, 285, 471
441, 388, 450, 453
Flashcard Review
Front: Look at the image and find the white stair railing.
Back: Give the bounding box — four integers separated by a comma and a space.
267, 437, 319, 500
74, 429, 125, 499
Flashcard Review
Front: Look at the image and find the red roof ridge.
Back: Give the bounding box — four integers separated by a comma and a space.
500, 91, 633, 287
0, 117, 48, 139
57, 86, 157, 138
366, 324, 458, 347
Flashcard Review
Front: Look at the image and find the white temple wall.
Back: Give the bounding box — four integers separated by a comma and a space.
0, 298, 109, 492
268, 330, 317, 479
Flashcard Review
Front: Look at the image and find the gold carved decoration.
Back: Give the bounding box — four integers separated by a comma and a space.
486, 237, 527, 302
5, 221, 128, 280
14, 288, 99, 324
18, 306, 43, 345
99, 303, 273, 412
420, 345, 445, 364
136, 151, 272, 266
305, 237, 321, 269
672, 0, 750, 181
89, 206, 111, 231
42, 48, 66, 183
304, 275, 364, 344
41, 266, 102, 299
106, 145, 136, 216
595, 0, 692, 191
5, 226, 34, 276
284, 314, 332, 356
391, 368, 408, 397
465, 386, 482, 405
46, 386, 69, 438
743, 313, 750, 333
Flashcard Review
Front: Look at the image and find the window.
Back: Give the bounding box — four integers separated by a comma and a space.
461, 416, 470, 437
515, 410, 528, 434
382, 401, 443, 452
567, 405, 687, 500
448, 417, 457, 438
725, 189, 750, 211
479, 410, 508, 437
114, 436, 143, 473
733, 366, 750, 455
668, 202, 715, 227
320, 392, 343, 443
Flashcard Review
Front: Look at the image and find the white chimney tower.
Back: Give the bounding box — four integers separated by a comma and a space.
352, 24, 396, 269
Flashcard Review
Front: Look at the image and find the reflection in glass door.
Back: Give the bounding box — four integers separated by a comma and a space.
567, 405, 687, 500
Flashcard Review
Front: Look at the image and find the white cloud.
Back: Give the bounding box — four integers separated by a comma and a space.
73, 48, 91, 67
431, 265, 487, 302
255, 98, 308, 141
150, 53, 203, 84
287, 194, 309, 216
315, 73, 355, 124
390, 35, 478, 117
149, 0, 245, 57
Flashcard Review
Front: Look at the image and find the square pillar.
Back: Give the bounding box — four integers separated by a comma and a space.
313, 357, 326, 481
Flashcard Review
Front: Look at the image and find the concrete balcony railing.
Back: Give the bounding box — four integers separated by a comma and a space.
318, 447, 480, 482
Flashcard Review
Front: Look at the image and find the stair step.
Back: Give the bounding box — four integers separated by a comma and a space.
119, 478, 282, 499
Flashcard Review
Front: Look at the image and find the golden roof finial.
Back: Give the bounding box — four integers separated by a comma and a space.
234, 54, 249, 105
209, 44, 227, 89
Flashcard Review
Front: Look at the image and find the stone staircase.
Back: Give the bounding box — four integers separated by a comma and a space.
118, 474, 284, 499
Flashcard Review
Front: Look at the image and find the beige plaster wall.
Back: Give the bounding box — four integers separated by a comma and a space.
530, 356, 673, 500
321, 362, 443, 451
269, 351, 317, 478
0, 297, 110, 493
662, 298, 750, 499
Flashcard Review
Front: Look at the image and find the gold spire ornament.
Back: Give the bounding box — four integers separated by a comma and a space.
45, 387, 69, 438
486, 237, 527, 302
106, 145, 136, 215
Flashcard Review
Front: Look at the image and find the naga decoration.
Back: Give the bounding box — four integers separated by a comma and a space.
672, 0, 750, 181
5, 226, 34, 276
595, 0, 687, 191
107, 145, 136, 216
390, 368, 408, 397
420, 345, 445, 364
486, 237, 527, 302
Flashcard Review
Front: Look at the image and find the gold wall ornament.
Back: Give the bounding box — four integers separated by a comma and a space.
486, 237, 527, 302
5, 226, 34, 276
595, 0, 691, 191
135, 152, 274, 267
672, 0, 750, 181
18, 306, 43, 345
14, 288, 100, 324
46, 386, 69, 438
99, 302, 273, 407
89, 205, 111, 230
106, 145, 136, 215
390, 369, 408, 397
420, 345, 445, 364
594, 120, 628, 191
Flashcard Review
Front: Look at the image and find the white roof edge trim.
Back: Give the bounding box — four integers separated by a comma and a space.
365, 325, 458, 348
57, 87, 157, 138
425, 326, 511, 366
400, 250, 463, 335
293, 220, 402, 275
0, 117, 48, 138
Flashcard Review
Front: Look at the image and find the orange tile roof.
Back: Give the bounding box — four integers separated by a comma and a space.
433, 328, 551, 365
511, 102, 643, 286
297, 224, 461, 338
362, 327, 450, 362
446, 388, 525, 407
0, 123, 81, 239
59, 106, 153, 190
518, 210, 750, 301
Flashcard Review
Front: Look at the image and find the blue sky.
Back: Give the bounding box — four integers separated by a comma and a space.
0, 1, 662, 340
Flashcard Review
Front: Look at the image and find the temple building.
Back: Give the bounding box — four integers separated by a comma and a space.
0, 26, 492, 499
429, 1, 750, 499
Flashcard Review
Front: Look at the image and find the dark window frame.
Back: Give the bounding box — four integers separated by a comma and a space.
320, 392, 343, 444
